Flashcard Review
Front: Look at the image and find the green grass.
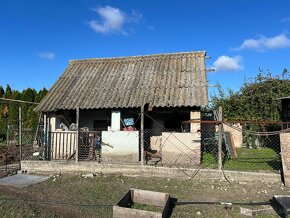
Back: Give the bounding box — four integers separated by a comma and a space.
202, 147, 281, 172
131, 203, 162, 213
0, 174, 288, 217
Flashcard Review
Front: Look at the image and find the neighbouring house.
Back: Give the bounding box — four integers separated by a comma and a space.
35, 51, 209, 164
280, 96, 290, 129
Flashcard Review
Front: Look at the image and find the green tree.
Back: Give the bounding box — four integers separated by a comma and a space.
0, 85, 48, 142
0, 86, 4, 97
35, 88, 48, 103
212, 69, 290, 148
4, 84, 12, 98
212, 69, 290, 122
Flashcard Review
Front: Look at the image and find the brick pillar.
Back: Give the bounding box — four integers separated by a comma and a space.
280, 133, 290, 186
190, 111, 200, 133
190, 111, 201, 164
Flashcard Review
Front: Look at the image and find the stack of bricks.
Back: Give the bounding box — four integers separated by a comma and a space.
280, 133, 290, 186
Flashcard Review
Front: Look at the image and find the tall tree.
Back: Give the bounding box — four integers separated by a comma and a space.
4, 84, 12, 98
0, 85, 48, 142
0, 86, 4, 97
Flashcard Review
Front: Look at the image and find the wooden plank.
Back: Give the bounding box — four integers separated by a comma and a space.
224, 132, 237, 158
65, 133, 68, 159
51, 132, 54, 159
113, 206, 162, 218
62, 132, 65, 159
132, 189, 167, 207
58, 132, 61, 159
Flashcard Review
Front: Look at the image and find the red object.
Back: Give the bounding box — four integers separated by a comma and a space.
123, 127, 136, 131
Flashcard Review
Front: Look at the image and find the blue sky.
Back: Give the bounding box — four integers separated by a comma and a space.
1, 0, 290, 98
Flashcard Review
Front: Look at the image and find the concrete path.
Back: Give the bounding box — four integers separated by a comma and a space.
0, 174, 49, 188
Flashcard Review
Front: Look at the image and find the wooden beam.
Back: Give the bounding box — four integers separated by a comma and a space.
140, 105, 144, 166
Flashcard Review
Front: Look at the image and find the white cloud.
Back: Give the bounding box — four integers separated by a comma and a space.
281, 17, 290, 22
38, 52, 55, 60
265, 34, 290, 49
236, 34, 290, 51
129, 9, 143, 23
213, 55, 243, 72
89, 6, 143, 34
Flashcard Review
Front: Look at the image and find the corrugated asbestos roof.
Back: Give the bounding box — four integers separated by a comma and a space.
36, 51, 208, 112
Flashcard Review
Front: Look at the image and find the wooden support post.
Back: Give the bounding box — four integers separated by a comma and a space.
47, 116, 51, 160
19, 105, 22, 161
43, 113, 48, 160
140, 105, 144, 166
218, 106, 223, 172
75, 107, 79, 162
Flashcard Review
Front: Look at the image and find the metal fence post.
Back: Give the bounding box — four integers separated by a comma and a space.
140, 105, 144, 166
19, 105, 22, 161
75, 107, 79, 162
218, 106, 223, 172
43, 113, 47, 160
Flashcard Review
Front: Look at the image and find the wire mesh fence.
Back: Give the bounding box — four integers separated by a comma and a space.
0, 107, 280, 176
35, 120, 285, 174
0, 125, 36, 177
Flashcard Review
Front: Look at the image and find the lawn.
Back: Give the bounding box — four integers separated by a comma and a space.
202, 147, 281, 172
0, 173, 289, 217
224, 147, 281, 172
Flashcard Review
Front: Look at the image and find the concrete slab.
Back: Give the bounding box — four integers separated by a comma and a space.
0, 174, 50, 188
21, 160, 282, 183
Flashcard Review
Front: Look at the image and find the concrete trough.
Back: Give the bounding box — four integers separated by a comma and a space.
113, 189, 170, 218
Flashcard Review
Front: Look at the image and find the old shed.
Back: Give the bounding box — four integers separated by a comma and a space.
35, 51, 209, 164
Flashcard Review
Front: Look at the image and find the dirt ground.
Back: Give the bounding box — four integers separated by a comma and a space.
0, 173, 289, 218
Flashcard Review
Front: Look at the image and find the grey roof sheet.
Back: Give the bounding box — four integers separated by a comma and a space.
36, 51, 208, 112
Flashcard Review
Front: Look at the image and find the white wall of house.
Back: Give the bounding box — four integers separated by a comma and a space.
111, 111, 121, 131
101, 130, 139, 162
150, 132, 201, 165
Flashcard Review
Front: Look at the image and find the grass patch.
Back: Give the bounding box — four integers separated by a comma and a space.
0, 174, 287, 217
202, 147, 281, 172
131, 203, 162, 213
